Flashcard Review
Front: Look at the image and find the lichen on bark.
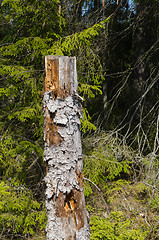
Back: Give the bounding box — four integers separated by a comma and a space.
43, 56, 89, 240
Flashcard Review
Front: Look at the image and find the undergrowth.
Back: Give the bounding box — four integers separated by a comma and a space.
0, 131, 158, 239
83, 131, 159, 240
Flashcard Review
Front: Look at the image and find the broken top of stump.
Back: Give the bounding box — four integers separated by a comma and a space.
44, 55, 78, 98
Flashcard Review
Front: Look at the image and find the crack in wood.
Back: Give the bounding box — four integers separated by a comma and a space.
45, 107, 63, 146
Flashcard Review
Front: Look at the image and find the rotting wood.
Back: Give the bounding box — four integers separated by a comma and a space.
43, 56, 90, 240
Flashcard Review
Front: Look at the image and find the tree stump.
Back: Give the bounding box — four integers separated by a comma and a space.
43, 56, 90, 240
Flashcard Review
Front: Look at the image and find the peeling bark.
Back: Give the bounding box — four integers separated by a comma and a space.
43, 56, 90, 240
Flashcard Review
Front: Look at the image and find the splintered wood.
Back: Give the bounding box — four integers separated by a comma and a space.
43, 56, 90, 240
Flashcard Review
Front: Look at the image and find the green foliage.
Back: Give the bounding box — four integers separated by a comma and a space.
0, 28, 46, 239
0, 181, 10, 210
150, 195, 159, 212
83, 133, 131, 196
0, 1, 112, 236
79, 83, 102, 99
105, 179, 130, 203
0, 37, 51, 68
48, 17, 111, 57
0, 180, 46, 236
90, 211, 148, 240
81, 108, 97, 134
83, 132, 159, 240
1, 0, 63, 40
48, 18, 109, 98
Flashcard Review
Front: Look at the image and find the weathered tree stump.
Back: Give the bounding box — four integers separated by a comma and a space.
43, 56, 90, 240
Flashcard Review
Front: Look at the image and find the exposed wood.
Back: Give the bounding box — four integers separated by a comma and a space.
43, 56, 90, 240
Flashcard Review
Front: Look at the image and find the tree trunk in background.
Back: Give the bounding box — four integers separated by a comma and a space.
43, 56, 90, 240
94, 0, 102, 23
133, 4, 148, 94
133, 2, 157, 95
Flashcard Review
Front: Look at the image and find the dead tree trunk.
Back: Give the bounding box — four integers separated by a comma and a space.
43, 56, 90, 240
